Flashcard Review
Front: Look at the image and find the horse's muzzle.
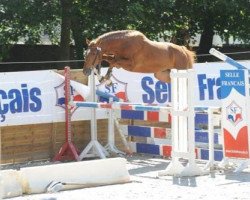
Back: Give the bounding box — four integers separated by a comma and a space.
83, 67, 92, 76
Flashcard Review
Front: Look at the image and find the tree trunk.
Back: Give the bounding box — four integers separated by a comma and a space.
172, 29, 190, 47
71, 17, 86, 68
60, 0, 72, 64
198, 20, 214, 54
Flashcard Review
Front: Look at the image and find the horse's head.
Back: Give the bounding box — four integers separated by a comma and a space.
83, 40, 102, 76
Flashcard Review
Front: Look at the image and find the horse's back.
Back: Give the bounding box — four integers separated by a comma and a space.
96, 30, 148, 57
96, 30, 146, 43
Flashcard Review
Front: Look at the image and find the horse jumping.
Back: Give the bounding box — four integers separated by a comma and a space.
83, 30, 196, 83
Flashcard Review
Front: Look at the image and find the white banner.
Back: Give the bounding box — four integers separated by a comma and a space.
97, 61, 250, 107
193, 61, 250, 106
0, 70, 107, 126
1, 61, 250, 126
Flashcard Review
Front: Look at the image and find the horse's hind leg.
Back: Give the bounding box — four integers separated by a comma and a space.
154, 70, 171, 83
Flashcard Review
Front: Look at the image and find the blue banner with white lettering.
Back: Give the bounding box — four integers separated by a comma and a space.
220, 70, 246, 99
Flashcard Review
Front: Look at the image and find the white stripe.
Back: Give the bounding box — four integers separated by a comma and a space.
159, 111, 170, 122
114, 109, 121, 118
118, 125, 128, 136
143, 111, 147, 121
159, 144, 163, 156
150, 127, 154, 138
129, 142, 137, 153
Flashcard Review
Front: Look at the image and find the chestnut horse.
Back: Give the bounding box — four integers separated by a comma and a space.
83, 30, 195, 83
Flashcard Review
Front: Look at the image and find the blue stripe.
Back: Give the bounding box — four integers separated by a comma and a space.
121, 110, 144, 120
134, 143, 224, 161
134, 105, 161, 112
195, 113, 208, 126
200, 149, 223, 161
76, 102, 98, 108
225, 57, 246, 70
96, 90, 120, 102
195, 131, 209, 143
127, 125, 151, 137
136, 143, 160, 155
195, 131, 219, 144
127, 127, 219, 143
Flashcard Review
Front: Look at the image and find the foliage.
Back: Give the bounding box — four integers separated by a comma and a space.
0, 0, 249, 61
0, 0, 60, 44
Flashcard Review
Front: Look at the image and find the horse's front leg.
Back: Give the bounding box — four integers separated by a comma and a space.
95, 64, 113, 85
154, 70, 171, 83
103, 67, 112, 79
103, 67, 113, 86
103, 54, 133, 69
94, 67, 105, 83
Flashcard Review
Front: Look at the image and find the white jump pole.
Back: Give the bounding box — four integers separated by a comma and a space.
78, 70, 109, 160
159, 69, 205, 177
209, 48, 247, 70
105, 98, 126, 155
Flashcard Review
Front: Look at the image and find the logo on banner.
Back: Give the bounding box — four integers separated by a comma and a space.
226, 101, 242, 126
220, 70, 246, 99
55, 82, 84, 112
97, 75, 128, 102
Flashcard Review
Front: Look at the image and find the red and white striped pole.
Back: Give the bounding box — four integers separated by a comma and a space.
53, 66, 79, 161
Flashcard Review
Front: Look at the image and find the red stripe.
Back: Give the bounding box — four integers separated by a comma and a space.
120, 105, 133, 110
162, 146, 198, 158
147, 111, 159, 121
195, 148, 198, 158
168, 113, 172, 123
162, 145, 172, 157
100, 104, 112, 109
154, 127, 167, 138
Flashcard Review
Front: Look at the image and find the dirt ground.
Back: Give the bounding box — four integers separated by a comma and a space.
4, 154, 250, 200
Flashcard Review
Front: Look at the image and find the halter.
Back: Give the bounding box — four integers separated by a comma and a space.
84, 46, 113, 85
90, 47, 102, 67
85, 46, 106, 82
83, 46, 102, 76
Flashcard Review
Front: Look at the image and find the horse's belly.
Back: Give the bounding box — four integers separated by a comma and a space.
130, 54, 173, 73
131, 65, 171, 73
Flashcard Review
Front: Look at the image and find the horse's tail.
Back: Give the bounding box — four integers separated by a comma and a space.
182, 46, 196, 68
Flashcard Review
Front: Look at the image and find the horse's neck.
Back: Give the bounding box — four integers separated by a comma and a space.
99, 38, 131, 52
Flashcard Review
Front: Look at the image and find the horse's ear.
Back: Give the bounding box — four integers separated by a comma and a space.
86, 38, 91, 46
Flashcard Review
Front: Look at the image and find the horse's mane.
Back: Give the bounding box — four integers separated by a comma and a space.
91, 30, 145, 45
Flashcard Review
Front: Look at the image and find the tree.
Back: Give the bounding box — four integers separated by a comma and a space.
186, 0, 250, 53
1, 0, 249, 64
0, 0, 60, 62
0, 0, 60, 44
226, 0, 250, 44
60, 0, 73, 62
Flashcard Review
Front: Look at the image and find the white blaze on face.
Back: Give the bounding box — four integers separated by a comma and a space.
86, 48, 90, 55
84, 48, 92, 68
